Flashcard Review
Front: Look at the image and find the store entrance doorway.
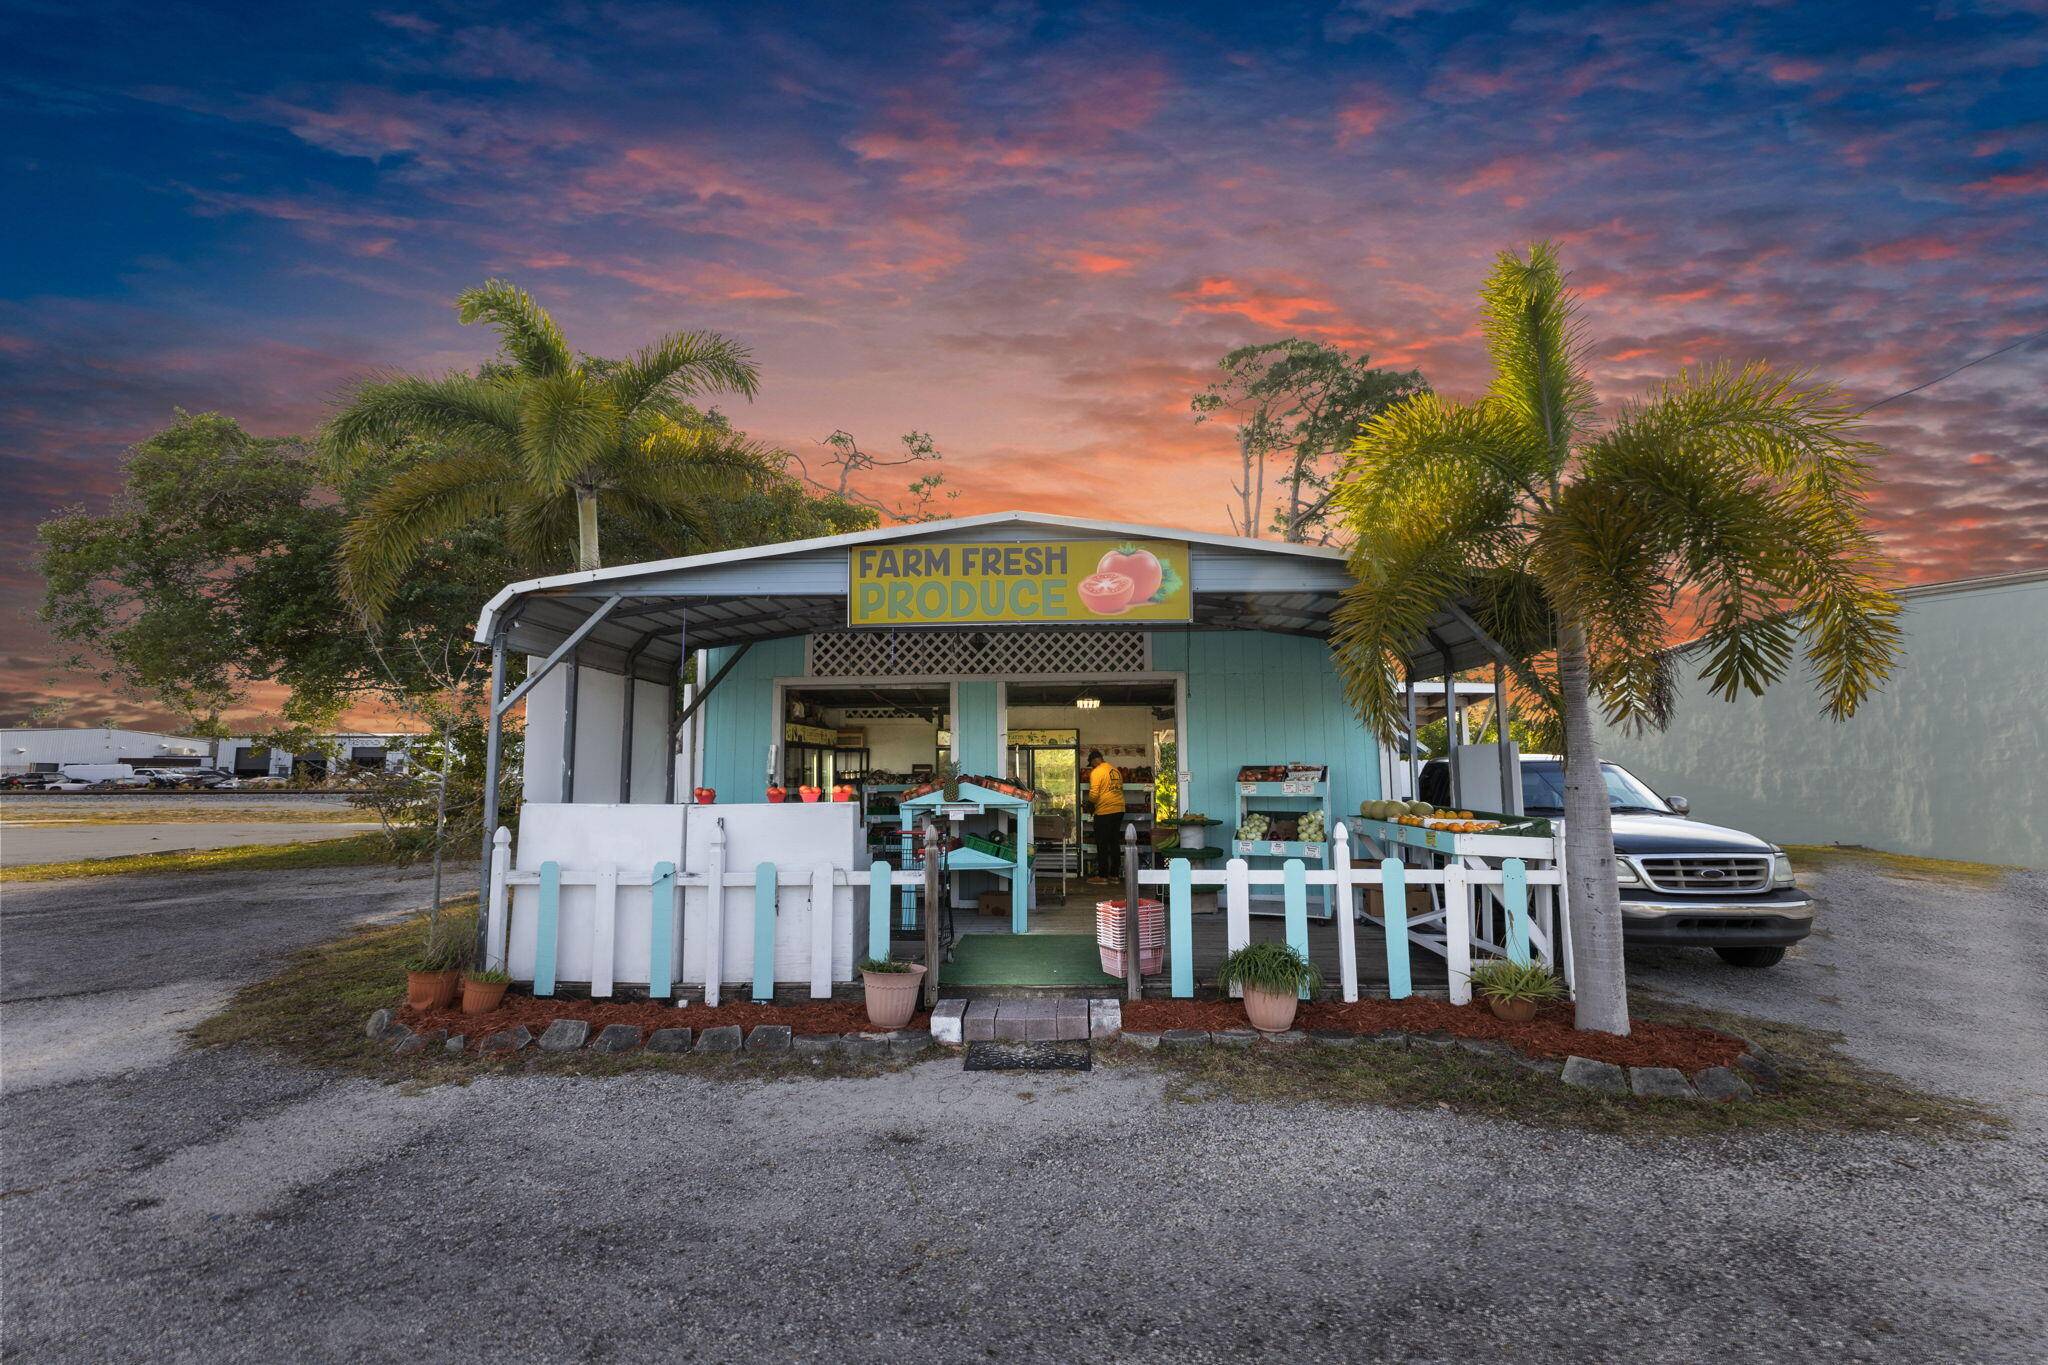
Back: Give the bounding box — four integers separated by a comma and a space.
1005, 678, 1176, 928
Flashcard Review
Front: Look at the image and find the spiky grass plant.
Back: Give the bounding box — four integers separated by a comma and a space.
1469, 959, 1566, 1005
1214, 942, 1321, 999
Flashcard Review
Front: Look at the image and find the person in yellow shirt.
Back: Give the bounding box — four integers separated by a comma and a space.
1085, 749, 1126, 884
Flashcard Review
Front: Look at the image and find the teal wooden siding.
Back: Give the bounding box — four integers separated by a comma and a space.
954, 680, 1000, 774
1153, 631, 1380, 832
700, 638, 806, 802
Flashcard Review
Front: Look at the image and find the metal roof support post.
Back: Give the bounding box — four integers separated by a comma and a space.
495, 594, 624, 716
666, 616, 688, 803
671, 640, 754, 733
561, 646, 579, 804
1494, 660, 1515, 815
474, 629, 507, 967
618, 635, 650, 804
1404, 668, 1420, 804
1440, 644, 1461, 811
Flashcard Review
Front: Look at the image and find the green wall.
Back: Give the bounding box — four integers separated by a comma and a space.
1154, 630, 1381, 828
1594, 576, 2046, 868
700, 638, 806, 801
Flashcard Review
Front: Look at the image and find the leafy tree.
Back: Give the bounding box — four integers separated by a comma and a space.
788, 429, 959, 523
36, 411, 509, 731
324, 279, 767, 614
1330, 243, 1900, 1035
1192, 338, 1428, 543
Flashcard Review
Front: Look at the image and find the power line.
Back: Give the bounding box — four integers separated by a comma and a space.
1857, 323, 2048, 414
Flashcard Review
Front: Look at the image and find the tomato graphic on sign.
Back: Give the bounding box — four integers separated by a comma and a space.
1077, 570, 1136, 615
1097, 545, 1163, 602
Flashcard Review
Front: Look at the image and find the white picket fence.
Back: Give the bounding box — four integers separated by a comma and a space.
483, 817, 1570, 1007
484, 824, 925, 1006
1132, 820, 1571, 1005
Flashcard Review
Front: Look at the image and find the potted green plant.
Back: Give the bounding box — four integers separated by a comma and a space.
403, 935, 465, 1010
1468, 959, 1566, 1023
461, 966, 511, 1015
858, 956, 927, 1029
1214, 942, 1319, 1033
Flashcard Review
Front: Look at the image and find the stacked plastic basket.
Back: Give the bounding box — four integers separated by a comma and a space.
1095, 897, 1165, 977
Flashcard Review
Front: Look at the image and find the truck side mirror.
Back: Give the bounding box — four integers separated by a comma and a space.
1665, 794, 1691, 816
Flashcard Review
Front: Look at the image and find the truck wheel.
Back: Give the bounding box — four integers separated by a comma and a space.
1714, 946, 1786, 969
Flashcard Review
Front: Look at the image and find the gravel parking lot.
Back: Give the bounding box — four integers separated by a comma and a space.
2, 856, 2042, 1362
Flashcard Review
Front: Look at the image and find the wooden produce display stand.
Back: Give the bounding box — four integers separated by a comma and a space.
1231, 764, 1333, 919
900, 777, 1037, 935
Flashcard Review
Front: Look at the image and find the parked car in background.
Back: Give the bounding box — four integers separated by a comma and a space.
1420, 755, 1814, 968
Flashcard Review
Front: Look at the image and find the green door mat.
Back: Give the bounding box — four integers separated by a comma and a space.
942, 934, 1122, 987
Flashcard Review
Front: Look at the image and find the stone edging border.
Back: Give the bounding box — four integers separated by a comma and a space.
364, 1003, 1777, 1103
1115, 1026, 1775, 1102
365, 1009, 936, 1059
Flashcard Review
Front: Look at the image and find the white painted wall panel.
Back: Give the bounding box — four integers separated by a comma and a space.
504, 801, 861, 988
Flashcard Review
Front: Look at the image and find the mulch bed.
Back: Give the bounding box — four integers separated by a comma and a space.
398, 995, 924, 1048
1120, 997, 1745, 1072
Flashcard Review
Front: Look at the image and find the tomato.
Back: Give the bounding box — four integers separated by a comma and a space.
1076, 570, 1136, 615
1097, 546, 1163, 602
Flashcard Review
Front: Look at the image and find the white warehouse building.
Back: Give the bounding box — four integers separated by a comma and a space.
1595, 568, 2047, 870
1, 728, 213, 775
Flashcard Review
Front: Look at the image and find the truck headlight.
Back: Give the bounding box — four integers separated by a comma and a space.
1615, 858, 1641, 886
1771, 853, 1794, 888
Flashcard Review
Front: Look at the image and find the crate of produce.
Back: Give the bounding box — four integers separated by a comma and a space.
1095, 898, 1166, 977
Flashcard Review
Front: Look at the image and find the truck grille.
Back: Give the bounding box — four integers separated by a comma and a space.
1634, 855, 1772, 894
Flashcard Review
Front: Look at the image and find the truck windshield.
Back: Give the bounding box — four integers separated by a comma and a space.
1521, 760, 1667, 814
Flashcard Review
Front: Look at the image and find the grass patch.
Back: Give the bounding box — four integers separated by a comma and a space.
1122, 996, 2002, 1140
0, 806, 372, 826
190, 907, 918, 1086
0, 832, 406, 884
1782, 842, 2012, 888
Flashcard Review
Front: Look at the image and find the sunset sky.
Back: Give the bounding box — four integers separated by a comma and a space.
4, 0, 2045, 729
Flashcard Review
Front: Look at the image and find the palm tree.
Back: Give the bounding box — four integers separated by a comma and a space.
325, 280, 765, 615
1330, 243, 1901, 1035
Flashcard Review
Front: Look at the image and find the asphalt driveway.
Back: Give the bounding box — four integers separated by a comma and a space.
2, 857, 2042, 1363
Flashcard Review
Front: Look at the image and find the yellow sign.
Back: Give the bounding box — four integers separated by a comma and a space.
849, 539, 1191, 626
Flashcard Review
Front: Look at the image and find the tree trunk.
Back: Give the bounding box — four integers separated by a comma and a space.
1557, 619, 1630, 1035
574, 489, 601, 571
427, 717, 452, 947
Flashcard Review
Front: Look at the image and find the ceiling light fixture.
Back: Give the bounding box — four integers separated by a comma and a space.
1075, 696, 1101, 710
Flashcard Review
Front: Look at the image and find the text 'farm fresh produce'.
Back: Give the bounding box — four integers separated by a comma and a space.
848, 539, 1191, 626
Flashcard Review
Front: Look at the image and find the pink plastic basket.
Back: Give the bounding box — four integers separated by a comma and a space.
1096, 898, 1166, 976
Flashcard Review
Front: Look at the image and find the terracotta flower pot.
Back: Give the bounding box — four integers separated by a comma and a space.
406, 969, 459, 1010
461, 977, 510, 1015
861, 963, 928, 1029
1242, 984, 1300, 1033
1487, 996, 1538, 1024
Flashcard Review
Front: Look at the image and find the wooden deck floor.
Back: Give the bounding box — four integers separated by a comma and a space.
924, 884, 1448, 988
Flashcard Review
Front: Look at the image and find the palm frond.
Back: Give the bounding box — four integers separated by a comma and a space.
1332, 395, 1530, 741
515, 372, 619, 492
1577, 363, 1902, 720
323, 375, 519, 457
339, 452, 516, 619
456, 279, 572, 378
1478, 242, 1595, 477
605, 330, 760, 413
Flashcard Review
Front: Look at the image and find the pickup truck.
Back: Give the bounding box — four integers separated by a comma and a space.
1419, 755, 1813, 968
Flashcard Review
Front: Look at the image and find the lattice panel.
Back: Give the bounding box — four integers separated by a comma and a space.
808, 628, 1147, 678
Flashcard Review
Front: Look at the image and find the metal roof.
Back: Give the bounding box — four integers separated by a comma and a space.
474, 511, 1503, 683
